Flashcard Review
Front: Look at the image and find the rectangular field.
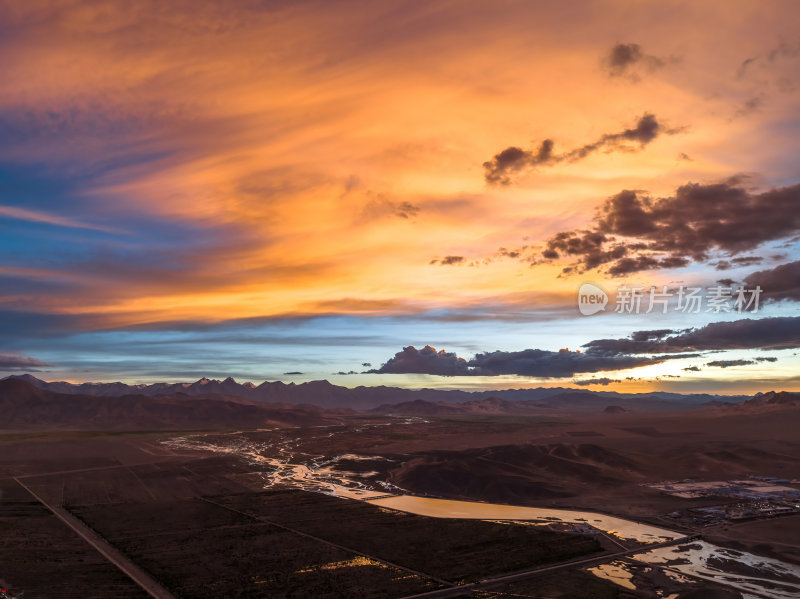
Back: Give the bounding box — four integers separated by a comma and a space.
213, 489, 604, 581
70, 497, 441, 598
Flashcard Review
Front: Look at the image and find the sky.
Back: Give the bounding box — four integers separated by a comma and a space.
1, 0, 799, 394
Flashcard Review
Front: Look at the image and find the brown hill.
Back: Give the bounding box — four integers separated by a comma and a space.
389, 443, 643, 503
371, 392, 678, 416
0, 379, 345, 431
720, 391, 800, 413
747, 390, 800, 406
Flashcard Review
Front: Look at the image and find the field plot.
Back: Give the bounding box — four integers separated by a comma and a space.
0, 478, 148, 599
213, 489, 604, 582
22, 455, 255, 506
0, 431, 186, 478
70, 497, 441, 598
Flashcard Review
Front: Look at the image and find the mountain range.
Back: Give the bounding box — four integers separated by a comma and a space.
369, 393, 656, 416
0, 378, 347, 431
0, 375, 794, 431
735, 390, 800, 410
4, 374, 750, 412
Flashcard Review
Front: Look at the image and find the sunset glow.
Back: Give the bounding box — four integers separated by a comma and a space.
2, 0, 799, 392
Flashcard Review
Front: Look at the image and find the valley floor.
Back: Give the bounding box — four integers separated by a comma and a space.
0, 408, 798, 598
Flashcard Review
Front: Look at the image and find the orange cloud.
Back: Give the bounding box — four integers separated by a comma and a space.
1, 0, 798, 332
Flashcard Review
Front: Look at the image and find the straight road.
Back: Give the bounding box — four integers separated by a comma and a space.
13, 477, 176, 599
396, 535, 701, 599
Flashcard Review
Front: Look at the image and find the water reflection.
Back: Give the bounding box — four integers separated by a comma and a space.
366, 495, 680, 543
634, 540, 800, 599
586, 560, 636, 590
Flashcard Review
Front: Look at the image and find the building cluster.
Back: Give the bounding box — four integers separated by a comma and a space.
654, 477, 800, 527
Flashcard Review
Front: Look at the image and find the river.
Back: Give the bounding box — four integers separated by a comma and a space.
165, 427, 800, 598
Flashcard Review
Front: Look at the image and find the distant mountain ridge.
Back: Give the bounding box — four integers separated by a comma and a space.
4, 374, 750, 412
370, 391, 717, 416
738, 390, 800, 409
0, 378, 346, 430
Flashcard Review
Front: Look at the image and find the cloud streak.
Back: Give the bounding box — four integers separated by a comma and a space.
584, 316, 800, 355
0, 205, 122, 234
0, 352, 51, 370
483, 114, 672, 185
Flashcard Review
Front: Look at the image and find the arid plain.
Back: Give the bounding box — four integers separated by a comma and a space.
1, 377, 799, 598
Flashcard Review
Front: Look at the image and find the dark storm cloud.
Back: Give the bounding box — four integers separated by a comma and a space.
372, 316, 797, 379
714, 255, 763, 270
607, 255, 689, 276
431, 255, 465, 266
371, 345, 470, 375
607, 43, 645, 74
0, 352, 52, 370
371, 345, 687, 378
732, 255, 762, 266
604, 43, 672, 78
498, 247, 522, 259
706, 359, 754, 368
483, 114, 671, 185
542, 229, 627, 270
572, 377, 621, 386
564, 113, 662, 160
541, 179, 800, 275
584, 316, 800, 355
468, 348, 672, 377
482, 141, 556, 185
630, 329, 673, 342
744, 260, 800, 301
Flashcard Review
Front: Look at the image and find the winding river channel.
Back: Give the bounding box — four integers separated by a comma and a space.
165, 426, 800, 598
